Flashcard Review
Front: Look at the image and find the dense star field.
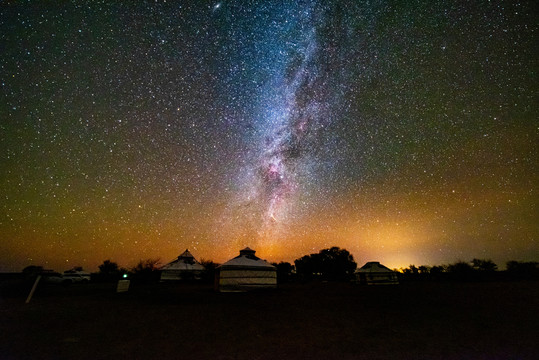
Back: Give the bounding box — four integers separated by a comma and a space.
1, 1, 537, 272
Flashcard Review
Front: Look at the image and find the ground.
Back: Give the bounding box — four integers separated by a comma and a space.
1, 280, 537, 359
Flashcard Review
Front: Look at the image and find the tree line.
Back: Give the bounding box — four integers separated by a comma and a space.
397, 259, 539, 281
21, 248, 538, 283
85, 246, 358, 283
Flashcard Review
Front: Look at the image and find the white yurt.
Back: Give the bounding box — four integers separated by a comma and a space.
160, 249, 205, 281
217, 247, 277, 292
355, 261, 399, 285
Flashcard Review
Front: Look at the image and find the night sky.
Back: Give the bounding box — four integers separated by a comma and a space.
1, 0, 537, 272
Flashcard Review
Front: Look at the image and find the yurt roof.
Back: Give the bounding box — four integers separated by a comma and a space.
161, 249, 205, 271
356, 261, 395, 273
220, 247, 275, 270
178, 249, 195, 259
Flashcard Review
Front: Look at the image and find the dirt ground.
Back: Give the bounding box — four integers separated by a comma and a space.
1, 280, 537, 360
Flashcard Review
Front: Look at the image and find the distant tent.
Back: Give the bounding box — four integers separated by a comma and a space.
355, 261, 399, 285
160, 249, 205, 281
217, 247, 277, 292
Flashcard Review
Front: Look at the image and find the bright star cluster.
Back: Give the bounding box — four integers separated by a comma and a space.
0, 1, 537, 271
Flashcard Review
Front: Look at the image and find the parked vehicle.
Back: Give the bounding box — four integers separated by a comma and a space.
62, 271, 91, 283
41, 272, 65, 284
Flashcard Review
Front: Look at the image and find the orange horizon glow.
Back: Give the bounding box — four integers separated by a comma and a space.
2, 153, 537, 273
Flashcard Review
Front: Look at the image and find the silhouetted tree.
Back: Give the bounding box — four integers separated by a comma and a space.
65, 266, 84, 273
399, 265, 423, 280
471, 259, 497, 272
22, 265, 45, 282
447, 261, 473, 273
99, 260, 119, 274
272, 262, 295, 283
295, 247, 356, 281
295, 254, 317, 281
506, 261, 539, 279
418, 265, 431, 274
400, 266, 415, 276
131, 259, 161, 283
200, 259, 219, 283
95, 260, 121, 282
430, 265, 445, 275
22, 265, 44, 276
447, 261, 475, 280
297, 255, 316, 280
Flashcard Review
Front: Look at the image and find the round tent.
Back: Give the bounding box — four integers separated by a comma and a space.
355, 261, 399, 285
160, 249, 205, 281
217, 247, 277, 292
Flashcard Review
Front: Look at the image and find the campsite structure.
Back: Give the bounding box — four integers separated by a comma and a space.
217, 247, 277, 292
160, 249, 205, 281
355, 261, 399, 285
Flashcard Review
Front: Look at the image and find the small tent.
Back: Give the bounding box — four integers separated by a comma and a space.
217, 247, 277, 292
355, 261, 399, 285
160, 249, 205, 281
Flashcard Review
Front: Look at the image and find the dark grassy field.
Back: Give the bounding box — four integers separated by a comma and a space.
1, 280, 538, 360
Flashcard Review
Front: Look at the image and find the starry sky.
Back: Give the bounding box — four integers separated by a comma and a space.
1, 0, 537, 272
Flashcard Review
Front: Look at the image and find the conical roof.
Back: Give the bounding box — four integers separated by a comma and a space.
161, 249, 205, 271
356, 261, 395, 273
221, 247, 275, 270
178, 249, 195, 260
239, 247, 256, 256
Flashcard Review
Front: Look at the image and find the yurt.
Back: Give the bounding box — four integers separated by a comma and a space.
355, 261, 399, 285
160, 249, 205, 281
217, 247, 277, 292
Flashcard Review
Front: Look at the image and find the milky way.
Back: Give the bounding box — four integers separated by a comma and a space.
0, 1, 537, 271
221, 2, 342, 246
